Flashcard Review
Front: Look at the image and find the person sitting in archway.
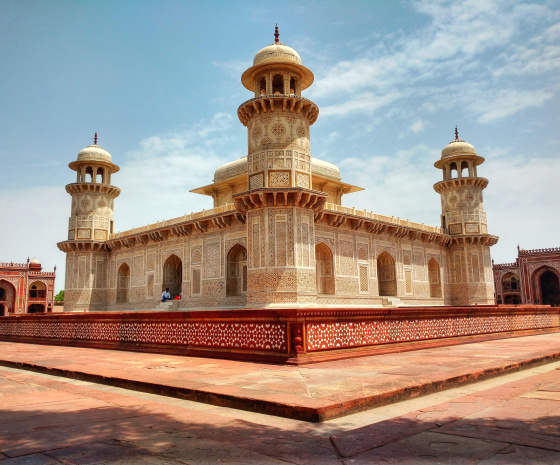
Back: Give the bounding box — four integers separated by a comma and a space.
161, 288, 171, 302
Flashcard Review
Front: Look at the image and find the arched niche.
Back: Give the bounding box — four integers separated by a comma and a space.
116, 263, 130, 303
377, 252, 397, 297
428, 258, 442, 298
502, 272, 519, 291
28, 281, 46, 299
0, 280, 16, 314
272, 74, 284, 94
163, 254, 182, 299
259, 77, 267, 95
539, 270, 560, 306
226, 244, 247, 297
316, 243, 334, 295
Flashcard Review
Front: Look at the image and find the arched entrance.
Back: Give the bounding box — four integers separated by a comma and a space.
316, 243, 334, 295
163, 255, 182, 299
377, 252, 397, 296
116, 263, 130, 303
226, 244, 247, 297
0, 280, 16, 315
428, 258, 442, 298
0, 304, 4, 316
540, 271, 560, 306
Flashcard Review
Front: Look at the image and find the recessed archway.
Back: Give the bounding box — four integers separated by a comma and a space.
116, 263, 130, 303
377, 252, 397, 297
316, 243, 334, 295
163, 255, 182, 299
428, 258, 442, 298
540, 270, 560, 306
0, 280, 16, 314
28, 281, 46, 299
226, 244, 247, 297
502, 272, 519, 291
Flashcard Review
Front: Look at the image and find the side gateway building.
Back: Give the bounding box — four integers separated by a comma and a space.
493, 247, 560, 306
57, 31, 498, 312
0, 259, 56, 315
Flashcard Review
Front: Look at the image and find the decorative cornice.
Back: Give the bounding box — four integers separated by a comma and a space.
65, 183, 121, 197
233, 188, 326, 212
238, 95, 319, 126
433, 177, 488, 193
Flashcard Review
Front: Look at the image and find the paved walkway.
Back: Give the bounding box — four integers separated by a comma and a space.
0, 333, 560, 463
1, 332, 560, 421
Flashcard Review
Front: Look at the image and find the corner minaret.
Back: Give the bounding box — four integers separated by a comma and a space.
64, 134, 120, 242
434, 128, 498, 304
57, 134, 120, 311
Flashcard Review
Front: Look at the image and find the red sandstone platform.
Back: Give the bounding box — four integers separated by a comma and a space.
1, 330, 560, 422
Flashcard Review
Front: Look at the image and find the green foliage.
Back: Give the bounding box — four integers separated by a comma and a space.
54, 290, 64, 302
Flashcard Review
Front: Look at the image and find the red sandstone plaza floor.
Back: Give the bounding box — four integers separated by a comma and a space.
1, 332, 560, 462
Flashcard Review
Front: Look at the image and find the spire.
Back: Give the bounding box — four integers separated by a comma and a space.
94, 132, 98, 145
274, 24, 279, 43
454, 126, 459, 141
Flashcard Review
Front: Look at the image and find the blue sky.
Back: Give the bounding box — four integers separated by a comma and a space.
1, 0, 559, 292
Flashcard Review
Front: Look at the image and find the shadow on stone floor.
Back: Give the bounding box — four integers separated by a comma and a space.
1, 402, 560, 464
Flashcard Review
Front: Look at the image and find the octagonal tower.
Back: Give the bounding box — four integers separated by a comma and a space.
57, 134, 120, 311
434, 128, 498, 304
234, 27, 326, 307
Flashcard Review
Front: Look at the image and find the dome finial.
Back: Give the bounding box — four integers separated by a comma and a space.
454, 126, 459, 141
274, 24, 279, 44
94, 132, 98, 145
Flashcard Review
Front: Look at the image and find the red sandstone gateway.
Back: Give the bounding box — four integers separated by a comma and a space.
0, 258, 56, 316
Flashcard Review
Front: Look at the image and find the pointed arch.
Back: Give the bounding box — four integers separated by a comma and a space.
539, 270, 560, 306
428, 258, 442, 298
226, 244, 247, 296
272, 74, 284, 94
316, 242, 334, 295
502, 272, 519, 291
163, 254, 182, 299
116, 263, 130, 303
377, 252, 396, 296
0, 280, 15, 315
28, 280, 46, 299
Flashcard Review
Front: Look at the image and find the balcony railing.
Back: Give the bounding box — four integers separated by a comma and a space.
28, 290, 47, 299
111, 203, 237, 240
323, 203, 443, 234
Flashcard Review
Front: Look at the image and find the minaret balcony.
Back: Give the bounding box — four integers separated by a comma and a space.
238, 95, 319, 126
433, 177, 488, 193
65, 182, 121, 197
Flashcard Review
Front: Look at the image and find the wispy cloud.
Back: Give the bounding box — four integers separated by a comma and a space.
116, 113, 240, 231
309, 0, 559, 125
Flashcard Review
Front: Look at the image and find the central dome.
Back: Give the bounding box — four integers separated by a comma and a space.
253, 43, 302, 66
